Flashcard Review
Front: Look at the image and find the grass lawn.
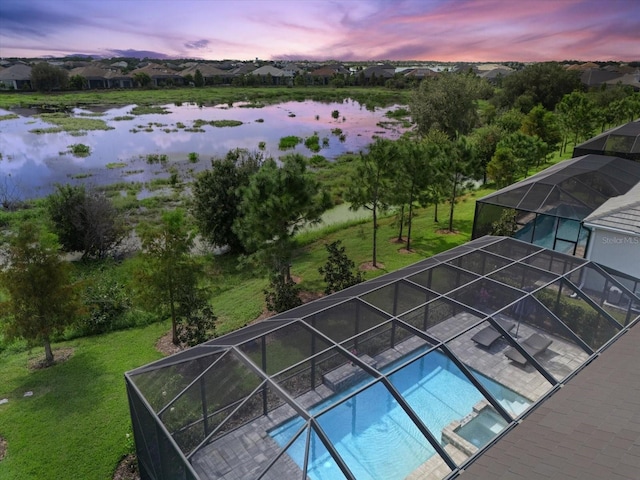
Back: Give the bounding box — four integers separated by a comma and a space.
0, 322, 167, 480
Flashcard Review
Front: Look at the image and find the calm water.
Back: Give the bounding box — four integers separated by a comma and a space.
0, 100, 407, 200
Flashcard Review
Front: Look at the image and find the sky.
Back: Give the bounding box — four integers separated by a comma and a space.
0, 0, 638, 62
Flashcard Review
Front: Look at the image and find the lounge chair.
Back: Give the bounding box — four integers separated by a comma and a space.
471, 318, 516, 348
505, 333, 552, 366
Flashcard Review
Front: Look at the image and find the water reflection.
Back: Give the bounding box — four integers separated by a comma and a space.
0, 99, 407, 200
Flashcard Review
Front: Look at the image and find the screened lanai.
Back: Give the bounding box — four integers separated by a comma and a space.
125, 236, 640, 480
573, 120, 640, 161
472, 154, 640, 256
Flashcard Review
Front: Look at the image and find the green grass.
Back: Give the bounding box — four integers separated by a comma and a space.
0, 322, 167, 480
0, 113, 20, 121
130, 105, 169, 115
68, 143, 91, 157
193, 119, 243, 128
304, 134, 321, 152
106, 162, 127, 169
0, 87, 409, 111
278, 135, 302, 150
32, 113, 114, 133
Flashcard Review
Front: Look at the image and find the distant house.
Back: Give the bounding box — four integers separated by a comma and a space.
452, 63, 479, 74
229, 63, 257, 76
308, 64, 349, 85
0, 63, 32, 90
566, 61, 600, 71
110, 61, 129, 69
180, 63, 232, 85
129, 63, 183, 87
603, 70, 640, 91
249, 65, 293, 85
579, 68, 625, 89
68, 64, 133, 89
361, 64, 395, 85
403, 67, 440, 80
479, 67, 515, 84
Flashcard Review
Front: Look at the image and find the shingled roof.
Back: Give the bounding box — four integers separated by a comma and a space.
583, 182, 640, 235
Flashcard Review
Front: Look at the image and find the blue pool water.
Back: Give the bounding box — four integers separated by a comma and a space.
269, 351, 530, 480
514, 214, 587, 253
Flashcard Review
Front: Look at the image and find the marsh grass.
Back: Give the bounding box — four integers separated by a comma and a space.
69, 173, 93, 179
32, 113, 114, 133
130, 105, 169, 115
279, 135, 302, 150
0, 113, 19, 121
0, 87, 409, 111
106, 162, 127, 169
68, 143, 91, 157
193, 119, 243, 128
304, 134, 321, 152
144, 153, 168, 164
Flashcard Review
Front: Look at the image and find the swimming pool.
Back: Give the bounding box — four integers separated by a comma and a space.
514, 214, 587, 253
269, 350, 530, 480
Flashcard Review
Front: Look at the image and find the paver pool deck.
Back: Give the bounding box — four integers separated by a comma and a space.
191, 312, 591, 480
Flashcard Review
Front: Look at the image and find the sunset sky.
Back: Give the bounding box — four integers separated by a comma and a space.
0, 0, 638, 62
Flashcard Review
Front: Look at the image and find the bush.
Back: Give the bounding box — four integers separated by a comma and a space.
264, 274, 302, 313
318, 240, 364, 294
79, 277, 132, 335
304, 134, 321, 152
69, 143, 91, 157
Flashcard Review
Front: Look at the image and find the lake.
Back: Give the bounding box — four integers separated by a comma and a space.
0, 99, 408, 200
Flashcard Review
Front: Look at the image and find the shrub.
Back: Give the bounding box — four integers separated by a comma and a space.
278, 135, 302, 150
69, 143, 91, 157
264, 274, 302, 313
79, 277, 132, 335
304, 134, 321, 152
318, 240, 364, 294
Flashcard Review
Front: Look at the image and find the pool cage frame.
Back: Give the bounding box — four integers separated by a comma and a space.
125, 236, 640, 480
572, 120, 640, 162
472, 155, 640, 257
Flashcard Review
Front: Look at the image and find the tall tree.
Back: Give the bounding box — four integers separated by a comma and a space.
30, 62, 69, 92
521, 104, 562, 156
0, 223, 81, 365
345, 138, 398, 267
494, 62, 581, 112
194, 68, 204, 87
395, 138, 441, 251
191, 149, 262, 253
440, 136, 481, 232
410, 73, 481, 139
469, 124, 503, 184
497, 131, 548, 177
557, 91, 597, 152
487, 146, 520, 188
136, 210, 209, 345
234, 154, 331, 279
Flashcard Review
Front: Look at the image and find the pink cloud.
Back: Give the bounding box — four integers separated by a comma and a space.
0, 0, 638, 61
